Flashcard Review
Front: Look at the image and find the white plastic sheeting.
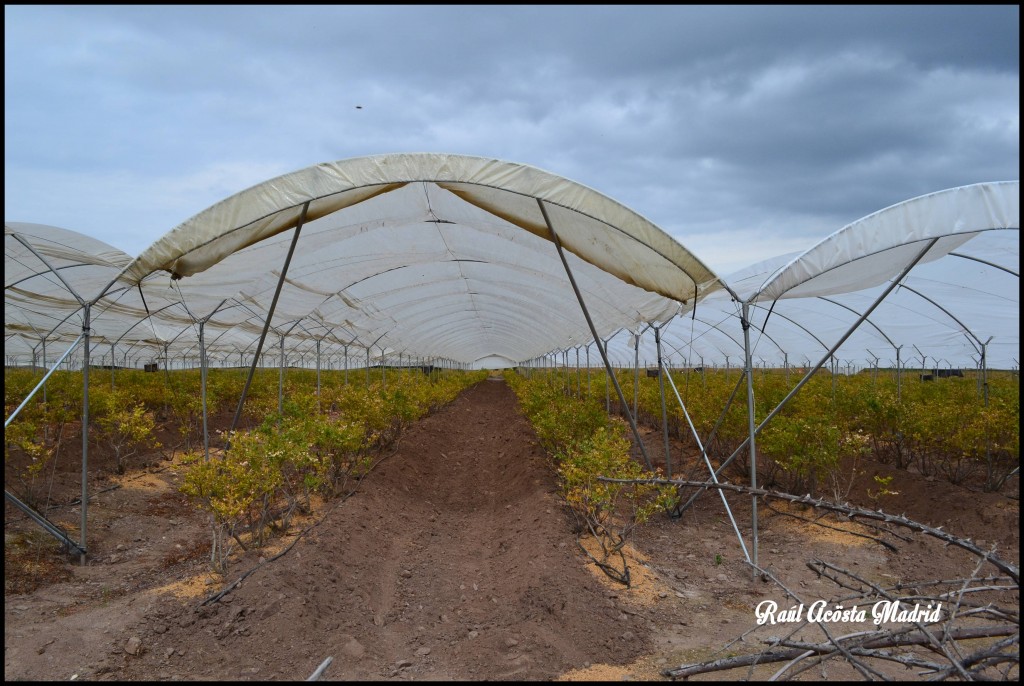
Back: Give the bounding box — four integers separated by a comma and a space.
5, 223, 134, 362
112, 152, 723, 365
6, 154, 722, 367
125, 153, 719, 302
743, 181, 1018, 302
4, 155, 1020, 371
621, 231, 1019, 372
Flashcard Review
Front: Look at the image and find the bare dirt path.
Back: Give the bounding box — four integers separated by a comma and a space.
5, 377, 1018, 681
7, 378, 662, 681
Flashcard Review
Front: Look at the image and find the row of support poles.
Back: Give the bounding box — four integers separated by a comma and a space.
538, 198, 654, 471
8, 236, 89, 499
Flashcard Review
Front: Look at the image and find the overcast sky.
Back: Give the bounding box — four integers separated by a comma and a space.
4, 5, 1019, 275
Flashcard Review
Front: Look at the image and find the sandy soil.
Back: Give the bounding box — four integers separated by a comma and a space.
4, 377, 1019, 681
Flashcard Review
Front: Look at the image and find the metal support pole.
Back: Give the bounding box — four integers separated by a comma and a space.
586, 344, 591, 397
316, 338, 321, 413
686, 238, 939, 511
831, 354, 837, 404
42, 338, 47, 405
654, 326, 672, 477
633, 330, 640, 419
741, 302, 759, 573
538, 198, 653, 470
227, 203, 308, 442
278, 334, 285, 417
663, 370, 751, 564
111, 343, 116, 390
896, 345, 903, 403
604, 338, 612, 413
366, 347, 370, 388
80, 303, 91, 564
200, 321, 209, 461
982, 337, 993, 485
575, 347, 581, 397
564, 349, 570, 395
344, 344, 349, 385
6, 334, 84, 429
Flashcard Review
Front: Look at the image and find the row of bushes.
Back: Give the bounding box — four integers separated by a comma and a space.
179, 368, 486, 570
4, 365, 485, 570
527, 365, 1019, 496
504, 370, 674, 586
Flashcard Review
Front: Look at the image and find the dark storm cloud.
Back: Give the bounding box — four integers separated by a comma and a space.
4, 5, 1018, 272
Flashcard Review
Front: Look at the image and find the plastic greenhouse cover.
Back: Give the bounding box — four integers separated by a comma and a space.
608, 228, 1018, 370
3, 155, 1019, 370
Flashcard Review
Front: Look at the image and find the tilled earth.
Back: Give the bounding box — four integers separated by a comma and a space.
4, 377, 1020, 681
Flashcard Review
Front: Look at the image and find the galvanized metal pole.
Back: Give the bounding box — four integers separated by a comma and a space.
831, 355, 837, 404
586, 344, 591, 397
896, 345, 903, 403
538, 198, 653, 470
80, 303, 91, 564
564, 349, 570, 395
200, 321, 209, 461
278, 334, 285, 417
633, 330, 640, 419
42, 338, 47, 405
227, 203, 308, 442
604, 338, 611, 413
741, 302, 759, 574
686, 238, 940, 511
575, 346, 581, 397
6, 334, 84, 429
663, 369, 751, 564
654, 325, 672, 477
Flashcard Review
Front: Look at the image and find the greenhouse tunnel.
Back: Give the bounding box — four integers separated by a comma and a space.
4, 153, 1020, 566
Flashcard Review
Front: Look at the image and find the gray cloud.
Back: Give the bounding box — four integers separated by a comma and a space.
4, 5, 1018, 273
